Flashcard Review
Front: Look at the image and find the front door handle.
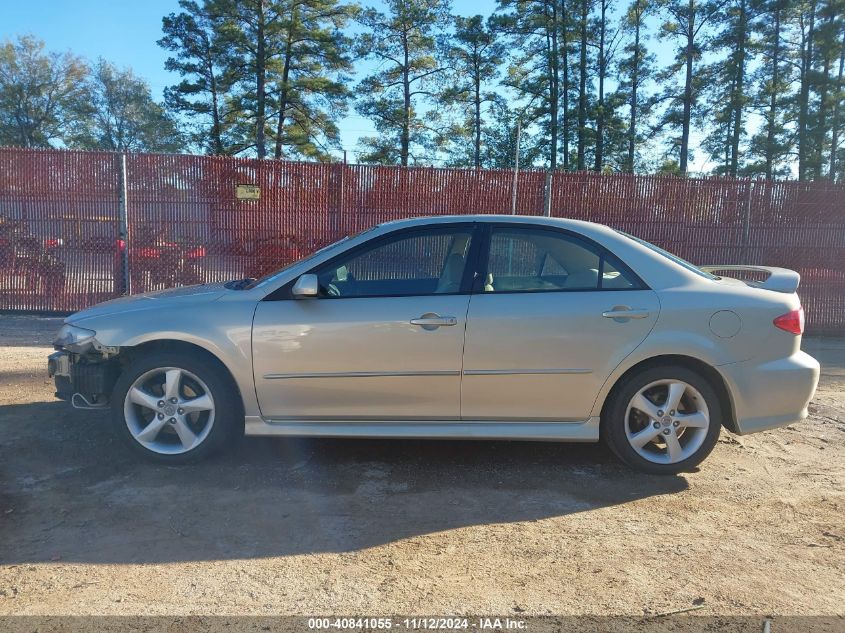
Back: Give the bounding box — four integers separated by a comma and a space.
410, 313, 458, 330
602, 307, 651, 320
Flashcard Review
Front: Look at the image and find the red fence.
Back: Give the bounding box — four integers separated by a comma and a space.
1, 147, 843, 333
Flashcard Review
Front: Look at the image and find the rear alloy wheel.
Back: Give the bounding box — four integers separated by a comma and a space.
112, 351, 239, 463
603, 365, 722, 474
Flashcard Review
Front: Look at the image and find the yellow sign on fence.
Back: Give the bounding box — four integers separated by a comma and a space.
235, 184, 260, 200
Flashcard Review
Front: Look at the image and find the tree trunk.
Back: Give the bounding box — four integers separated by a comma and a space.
679, 0, 695, 174
549, 2, 560, 171
577, 0, 588, 170
560, 0, 570, 171
208, 55, 224, 155
274, 18, 295, 160
828, 29, 845, 179
764, 5, 781, 179
626, 2, 641, 174
594, 0, 607, 172
798, 1, 816, 180
728, 0, 747, 177
474, 54, 481, 168
401, 30, 410, 167
812, 10, 835, 179
255, 0, 267, 159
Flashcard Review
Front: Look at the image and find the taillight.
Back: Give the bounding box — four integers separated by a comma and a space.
135, 247, 162, 258
116, 239, 126, 252
44, 238, 63, 248
773, 307, 804, 335
186, 246, 207, 259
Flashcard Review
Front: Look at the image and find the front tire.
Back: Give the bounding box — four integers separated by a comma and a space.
111, 350, 240, 463
602, 364, 722, 474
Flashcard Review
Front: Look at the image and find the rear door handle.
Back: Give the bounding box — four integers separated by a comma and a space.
410, 313, 458, 330
602, 307, 650, 320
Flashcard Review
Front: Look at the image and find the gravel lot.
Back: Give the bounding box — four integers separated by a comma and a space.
0, 314, 843, 619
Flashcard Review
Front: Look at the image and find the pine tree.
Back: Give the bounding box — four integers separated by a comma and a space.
559, 0, 574, 171
828, 26, 844, 179
795, 0, 817, 179
206, 0, 287, 157
496, 0, 568, 170
268, 0, 355, 160
441, 14, 505, 168
805, 0, 844, 178
591, 0, 622, 171
702, 0, 754, 176
656, 0, 725, 173
355, 0, 452, 165
575, 0, 594, 169
617, 0, 656, 172
480, 97, 546, 168
160, 0, 238, 154
746, 0, 793, 178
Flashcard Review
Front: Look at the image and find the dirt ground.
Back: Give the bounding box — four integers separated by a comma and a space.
0, 314, 843, 618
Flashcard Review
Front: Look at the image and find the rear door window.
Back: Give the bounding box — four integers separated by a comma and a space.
483, 227, 642, 292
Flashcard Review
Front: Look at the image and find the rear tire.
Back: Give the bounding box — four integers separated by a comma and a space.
602, 364, 722, 475
111, 350, 240, 463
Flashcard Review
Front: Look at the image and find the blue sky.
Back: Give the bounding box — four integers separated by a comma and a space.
1, 0, 715, 170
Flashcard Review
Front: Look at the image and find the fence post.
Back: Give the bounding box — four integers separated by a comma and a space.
329, 161, 343, 240
742, 179, 753, 263
118, 153, 131, 295
543, 171, 553, 217
511, 120, 521, 214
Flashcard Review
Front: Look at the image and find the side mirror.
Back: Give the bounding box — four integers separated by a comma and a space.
292, 273, 319, 298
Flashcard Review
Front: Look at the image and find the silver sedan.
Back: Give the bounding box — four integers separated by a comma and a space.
48, 215, 820, 474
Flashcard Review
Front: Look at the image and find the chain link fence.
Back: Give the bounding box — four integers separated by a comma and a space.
1, 147, 842, 333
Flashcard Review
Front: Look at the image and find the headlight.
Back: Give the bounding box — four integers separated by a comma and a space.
53, 324, 97, 350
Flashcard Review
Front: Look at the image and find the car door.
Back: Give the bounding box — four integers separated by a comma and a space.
461, 225, 660, 421
252, 223, 479, 421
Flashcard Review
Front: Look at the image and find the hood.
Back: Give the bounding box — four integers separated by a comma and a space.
66, 282, 229, 324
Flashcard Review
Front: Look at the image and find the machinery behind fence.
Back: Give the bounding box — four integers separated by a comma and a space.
1, 147, 843, 333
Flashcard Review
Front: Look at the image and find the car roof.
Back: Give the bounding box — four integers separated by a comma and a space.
377, 214, 599, 230
373, 214, 621, 246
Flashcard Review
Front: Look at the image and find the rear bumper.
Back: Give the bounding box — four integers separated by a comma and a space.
718, 350, 820, 435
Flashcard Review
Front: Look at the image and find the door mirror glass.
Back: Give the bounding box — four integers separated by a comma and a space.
292, 274, 319, 298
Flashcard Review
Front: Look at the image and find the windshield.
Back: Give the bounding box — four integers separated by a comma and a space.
616, 230, 719, 280
243, 236, 350, 290
244, 227, 379, 290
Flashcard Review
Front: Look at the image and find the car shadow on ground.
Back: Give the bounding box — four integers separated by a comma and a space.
0, 400, 689, 565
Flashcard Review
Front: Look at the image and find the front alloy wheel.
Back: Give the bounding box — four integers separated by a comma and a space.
112, 350, 240, 462
124, 367, 215, 455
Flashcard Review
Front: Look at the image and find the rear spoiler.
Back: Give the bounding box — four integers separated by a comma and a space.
699, 265, 800, 294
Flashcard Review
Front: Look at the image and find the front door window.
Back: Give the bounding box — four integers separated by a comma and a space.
313, 228, 474, 298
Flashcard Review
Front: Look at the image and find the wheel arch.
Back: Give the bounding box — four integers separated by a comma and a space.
117, 339, 246, 431
599, 354, 739, 433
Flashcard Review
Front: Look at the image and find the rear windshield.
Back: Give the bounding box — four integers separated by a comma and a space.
616, 230, 719, 280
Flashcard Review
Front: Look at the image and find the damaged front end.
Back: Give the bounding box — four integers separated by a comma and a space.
48, 324, 121, 409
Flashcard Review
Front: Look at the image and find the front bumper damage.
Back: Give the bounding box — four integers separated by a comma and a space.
48, 347, 120, 409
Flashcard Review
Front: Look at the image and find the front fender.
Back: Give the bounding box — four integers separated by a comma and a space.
72, 300, 261, 417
